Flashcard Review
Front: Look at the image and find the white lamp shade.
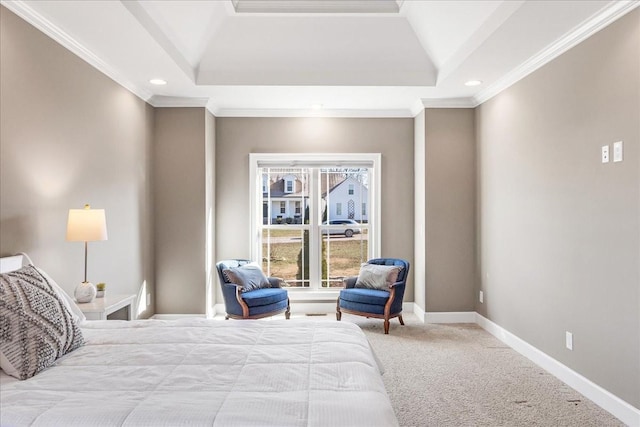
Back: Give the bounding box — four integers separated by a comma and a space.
66, 206, 108, 242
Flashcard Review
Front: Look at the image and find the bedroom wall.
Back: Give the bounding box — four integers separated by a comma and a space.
0, 6, 156, 319
215, 117, 415, 303
476, 8, 639, 408
424, 108, 476, 312
153, 107, 213, 315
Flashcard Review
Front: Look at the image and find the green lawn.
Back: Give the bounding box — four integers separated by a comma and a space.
263, 236, 367, 287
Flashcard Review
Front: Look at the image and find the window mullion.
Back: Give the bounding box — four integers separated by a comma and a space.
309, 168, 320, 290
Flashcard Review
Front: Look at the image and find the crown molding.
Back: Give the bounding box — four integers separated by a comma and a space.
148, 96, 209, 108
231, 0, 402, 14
473, 0, 640, 106
211, 107, 415, 118
421, 98, 477, 109
1, 0, 153, 102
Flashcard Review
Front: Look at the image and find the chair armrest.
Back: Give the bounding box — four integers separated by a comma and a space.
389, 280, 405, 289
222, 281, 242, 288
268, 277, 286, 288
343, 276, 358, 288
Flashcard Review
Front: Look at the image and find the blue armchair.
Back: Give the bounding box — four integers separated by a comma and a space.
216, 259, 290, 320
336, 258, 410, 334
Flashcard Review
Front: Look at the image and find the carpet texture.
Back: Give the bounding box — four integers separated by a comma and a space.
341, 314, 625, 427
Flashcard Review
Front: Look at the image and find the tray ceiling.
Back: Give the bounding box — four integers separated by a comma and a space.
3, 0, 637, 116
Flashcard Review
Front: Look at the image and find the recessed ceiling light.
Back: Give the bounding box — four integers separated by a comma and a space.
465, 80, 482, 87
311, 104, 324, 110
149, 79, 167, 85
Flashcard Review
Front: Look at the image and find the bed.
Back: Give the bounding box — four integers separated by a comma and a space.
0, 255, 398, 426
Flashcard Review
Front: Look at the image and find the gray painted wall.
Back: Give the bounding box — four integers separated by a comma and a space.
476, 9, 639, 407
424, 109, 476, 312
215, 117, 415, 302
153, 108, 210, 314
0, 6, 155, 319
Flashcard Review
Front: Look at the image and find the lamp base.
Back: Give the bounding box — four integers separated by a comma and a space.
75, 281, 96, 303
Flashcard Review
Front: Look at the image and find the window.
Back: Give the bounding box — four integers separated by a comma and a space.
250, 153, 380, 292
285, 179, 294, 193
362, 202, 367, 216
348, 184, 354, 195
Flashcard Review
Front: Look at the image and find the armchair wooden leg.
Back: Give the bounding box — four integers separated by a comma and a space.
384, 319, 390, 334
398, 315, 404, 325
336, 299, 342, 321
285, 299, 291, 319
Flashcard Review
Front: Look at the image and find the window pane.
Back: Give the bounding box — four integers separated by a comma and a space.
262, 228, 309, 287
255, 159, 375, 291
261, 168, 308, 225
322, 229, 369, 288
321, 168, 368, 222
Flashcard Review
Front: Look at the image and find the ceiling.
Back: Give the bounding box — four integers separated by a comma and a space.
3, 0, 638, 117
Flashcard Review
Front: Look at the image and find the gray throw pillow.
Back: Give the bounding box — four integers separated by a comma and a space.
354, 263, 402, 290
0, 265, 84, 380
223, 264, 271, 292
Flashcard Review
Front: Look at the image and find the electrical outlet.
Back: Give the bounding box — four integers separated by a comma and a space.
601, 145, 609, 163
613, 141, 623, 162
146, 293, 151, 306
479, 290, 484, 303
565, 331, 573, 351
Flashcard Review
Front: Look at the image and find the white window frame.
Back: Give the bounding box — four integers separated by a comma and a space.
249, 153, 381, 298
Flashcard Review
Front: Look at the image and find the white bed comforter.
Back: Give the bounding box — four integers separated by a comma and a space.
0, 318, 398, 427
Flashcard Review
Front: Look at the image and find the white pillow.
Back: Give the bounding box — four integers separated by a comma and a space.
354, 263, 402, 290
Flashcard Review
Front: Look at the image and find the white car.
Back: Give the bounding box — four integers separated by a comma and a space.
321, 220, 362, 237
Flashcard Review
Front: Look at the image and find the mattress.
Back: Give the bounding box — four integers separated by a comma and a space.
0, 318, 398, 427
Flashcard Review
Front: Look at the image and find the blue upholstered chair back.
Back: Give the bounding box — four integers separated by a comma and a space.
216, 259, 252, 317
365, 258, 410, 314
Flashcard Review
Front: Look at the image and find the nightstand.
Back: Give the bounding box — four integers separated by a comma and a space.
76, 294, 136, 320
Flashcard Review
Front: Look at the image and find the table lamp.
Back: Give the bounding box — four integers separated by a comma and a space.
66, 204, 108, 303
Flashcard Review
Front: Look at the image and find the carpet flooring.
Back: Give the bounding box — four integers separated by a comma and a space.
340, 313, 625, 427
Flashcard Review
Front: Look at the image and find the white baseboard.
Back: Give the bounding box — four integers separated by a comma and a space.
476, 314, 640, 427
412, 303, 426, 322
425, 311, 477, 323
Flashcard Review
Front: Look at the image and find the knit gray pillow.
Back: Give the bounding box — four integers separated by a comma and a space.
0, 265, 84, 380
354, 263, 402, 290
223, 264, 270, 292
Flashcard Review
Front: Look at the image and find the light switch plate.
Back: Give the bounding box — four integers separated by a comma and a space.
613, 141, 623, 162
566, 331, 573, 350
601, 145, 609, 163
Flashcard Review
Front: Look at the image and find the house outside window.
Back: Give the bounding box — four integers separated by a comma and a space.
336, 203, 342, 216
362, 202, 367, 216
348, 184, 354, 195
250, 153, 380, 293
285, 179, 294, 193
